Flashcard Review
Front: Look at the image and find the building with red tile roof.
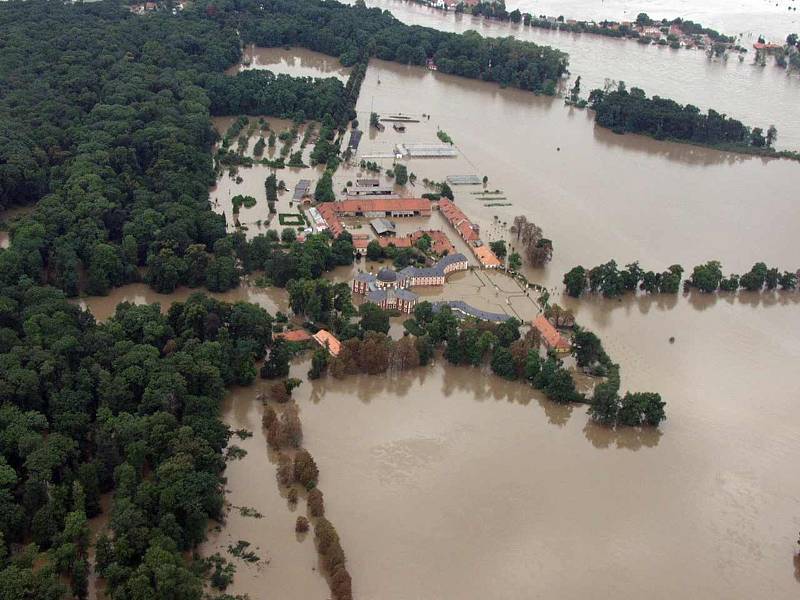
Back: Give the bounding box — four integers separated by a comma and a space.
351, 233, 371, 251
274, 329, 312, 343
439, 198, 480, 242
315, 203, 345, 237
472, 245, 501, 269
409, 230, 456, 255
312, 329, 341, 357
378, 236, 412, 249
333, 198, 431, 218
533, 314, 571, 353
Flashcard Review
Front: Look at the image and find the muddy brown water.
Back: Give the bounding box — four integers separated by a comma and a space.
507, 0, 800, 41
76, 48, 800, 599
345, 0, 800, 150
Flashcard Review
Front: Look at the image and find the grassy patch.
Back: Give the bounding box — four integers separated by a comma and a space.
278, 213, 305, 226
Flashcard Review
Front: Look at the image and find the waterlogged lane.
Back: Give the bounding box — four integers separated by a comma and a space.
345, 0, 800, 149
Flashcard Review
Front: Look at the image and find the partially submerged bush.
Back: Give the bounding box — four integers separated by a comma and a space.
296, 516, 310, 533
307, 488, 325, 518
293, 449, 319, 489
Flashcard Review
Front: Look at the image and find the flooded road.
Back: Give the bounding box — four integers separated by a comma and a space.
76, 47, 800, 599
346, 0, 800, 149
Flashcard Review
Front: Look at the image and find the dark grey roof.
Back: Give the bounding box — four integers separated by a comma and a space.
348, 129, 362, 150
292, 179, 311, 200
431, 300, 511, 322
370, 218, 396, 236
355, 272, 377, 283
377, 268, 397, 282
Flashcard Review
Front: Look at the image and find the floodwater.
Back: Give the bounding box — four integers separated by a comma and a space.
345, 0, 800, 150
77, 47, 800, 599
227, 45, 353, 81
76, 281, 289, 322
200, 382, 331, 599
508, 0, 800, 40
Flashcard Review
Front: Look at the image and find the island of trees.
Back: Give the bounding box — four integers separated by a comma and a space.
564, 260, 798, 298
588, 83, 798, 160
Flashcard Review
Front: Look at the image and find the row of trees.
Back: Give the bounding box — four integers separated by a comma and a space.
563, 261, 684, 298
564, 259, 798, 297
588, 83, 781, 152
212, 0, 569, 95
261, 356, 351, 598
689, 261, 797, 293
510, 215, 553, 267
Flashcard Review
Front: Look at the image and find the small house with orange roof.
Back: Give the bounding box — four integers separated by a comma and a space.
533, 314, 571, 353
472, 245, 501, 269
312, 329, 341, 357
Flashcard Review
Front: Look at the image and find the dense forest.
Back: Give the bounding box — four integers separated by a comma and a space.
204, 70, 353, 125
226, 0, 569, 94
0, 287, 273, 597
587, 84, 797, 158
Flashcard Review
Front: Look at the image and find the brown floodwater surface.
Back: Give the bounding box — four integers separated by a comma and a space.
345, 0, 800, 150
227, 46, 353, 81
76, 282, 288, 322
76, 46, 800, 599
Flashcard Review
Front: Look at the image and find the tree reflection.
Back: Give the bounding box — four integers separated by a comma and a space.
582, 419, 662, 450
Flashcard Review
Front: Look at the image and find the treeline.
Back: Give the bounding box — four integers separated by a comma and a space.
0, 287, 273, 597
689, 261, 797, 293
304, 301, 665, 427
564, 260, 798, 297
208, 0, 569, 95
587, 84, 798, 158
563, 261, 683, 298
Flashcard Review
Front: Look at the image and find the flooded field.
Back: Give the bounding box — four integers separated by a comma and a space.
227, 45, 353, 81
345, 0, 800, 149
508, 0, 800, 40
210, 115, 325, 239
76, 281, 289, 322
77, 46, 800, 599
